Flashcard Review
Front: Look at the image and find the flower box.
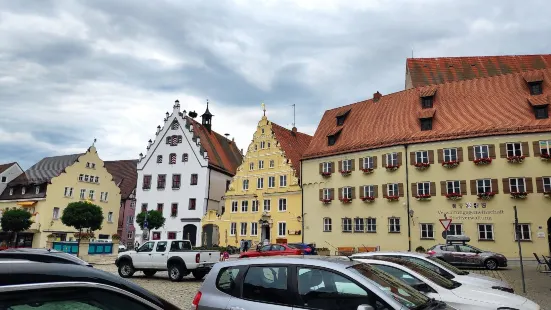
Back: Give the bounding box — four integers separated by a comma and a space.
477, 192, 496, 200
474, 158, 492, 165
442, 161, 459, 168
507, 155, 525, 163
385, 165, 400, 172
340, 170, 352, 176
321, 172, 332, 177
361, 196, 375, 203
414, 163, 430, 170
361, 168, 374, 174
386, 196, 399, 202
445, 193, 463, 200
321, 199, 332, 205
340, 198, 352, 204
510, 192, 528, 199
415, 194, 432, 201
540, 154, 550, 161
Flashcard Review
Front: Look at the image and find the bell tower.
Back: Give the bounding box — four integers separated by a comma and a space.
201, 99, 213, 132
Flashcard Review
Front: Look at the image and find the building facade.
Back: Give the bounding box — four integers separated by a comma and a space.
134, 100, 242, 247
0, 162, 23, 195
302, 64, 551, 258
0, 146, 122, 248
202, 112, 312, 248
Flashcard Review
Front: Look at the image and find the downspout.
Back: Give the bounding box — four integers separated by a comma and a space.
204, 167, 211, 246
404, 144, 412, 252
301, 160, 305, 244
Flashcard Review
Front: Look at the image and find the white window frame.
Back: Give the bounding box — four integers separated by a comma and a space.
64, 187, 73, 197
80, 189, 86, 199
251, 222, 258, 236
476, 179, 492, 194
240, 223, 247, 236
322, 162, 332, 173
257, 177, 264, 189
448, 224, 463, 236
263, 199, 271, 212
385, 153, 398, 167
506, 142, 522, 157
268, 176, 275, 188
79, 174, 84, 181
279, 175, 287, 187
269, 160, 275, 168
259, 160, 264, 169
231, 201, 238, 213
478, 224, 494, 240
278, 198, 287, 212
342, 159, 352, 171
249, 162, 254, 171
241, 201, 248, 212
443, 148, 458, 162
88, 190, 95, 200
509, 178, 526, 193
417, 182, 430, 196
446, 181, 460, 194
387, 183, 399, 197
341, 218, 352, 232
354, 218, 365, 232
474, 145, 489, 159
84, 175, 89, 182
362, 185, 374, 198
323, 218, 332, 232
278, 222, 287, 237
94, 176, 99, 183
252, 200, 259, 212
242, 179, 249, 191
260, 141, 266, 149
416, 151, 428, 164
230, 222, 237, 236
539, 140, 551, 156
52, 207, 60, 220
107, 212, 113, 223
420, 223, 434, 239
388, 218, 400, 233
366, 218, 376, 232
514, 223, 531, 241
33, 186, 39, 194
342, 187, 352, 199
322, 188, 331, 200
21, 187, 26, 195
543, 177, 551, 192
362, 157, 373, 169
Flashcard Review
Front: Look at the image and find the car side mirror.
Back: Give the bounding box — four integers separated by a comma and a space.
414, 283, 433, 293
357, 305, 374, 310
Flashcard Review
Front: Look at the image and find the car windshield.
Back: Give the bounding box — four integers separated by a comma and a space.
397, 262, 459, 290
348, 263, 429, 309
427, 256, 469, 275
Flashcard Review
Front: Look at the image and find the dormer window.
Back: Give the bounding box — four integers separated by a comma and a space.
529, 82, 543, 95
327, 129, 342, 146
534, 106, 549, 119
420, 118, 433, 131
421, 96, 433, 109
335, 109, 350, 126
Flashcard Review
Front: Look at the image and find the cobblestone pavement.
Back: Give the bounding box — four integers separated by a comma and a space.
95, 264, 202, 307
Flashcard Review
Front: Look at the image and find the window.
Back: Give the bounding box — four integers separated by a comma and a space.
544, 177, 551, 192
170, 203, 178, 217
387, 183, 399, 197
216, 266, 242, 297
260, 141, 266, 149
269, 160, 275, 168
139, 241, 155, 252
249, 162, 254, 171
322, 188, 331, 200
474, 145, 489, 159
127, 215, 134, 225
322, 162, 332, 173
323, 218, 332, 232
529, 81, 543, 95
259, 160, 264, 169
78, 174, 84, 181
88, 190, 95, 200
278, 198, 287, 212
263, 199, 271, 211
421, 96, 433, 108
535, 106, 549, 119
141, 203, 148, 213
157, 174, 166, 189
107, 212, 113, 223
21, 187, 26, 195
9, 188, 13, 195
540, 140, 551, 156
243, 179, 249, 190
190, 174, 198, 185
366, 218, 376, 232
443, 148, 457, 162
342, 218, 352, 232
171, 121, 179, 130
94, 176, 99, 183
156, 242, 167, 253
156, 155, 163, 163
240, 223, 247, 235
417, 182, 430, 196
342, 186, 352, 199
226, 180, 231, 191
142, 175, 151, 189
0, 176, 5, 183
157, 203, 164, 212
91, 163, 96, 169
231, 201, 238, 213
389, 218, 400, 233
127, 231, 133, 239
33, 186, 39, 194
448, 224, 463, 236
328, 134, 337, 146
242, 266, 288, 305
420, 118, 432, 131
100, 192, 109, 202
52, 207, 60, 220
169, 153, 176, 164
268, 176, 275, 188
515, 224, 531, 241
64, 187, 73, 197
241, 201, 248, 212
279, 175, 287, 187
362, 157, 373, 169
166, 137, 170, 144
230, 222, 237, 235
84, 175, 89, 182
251, 200, 259, 212
254, 144, 258, 151
506, 142, 522, 157
420, 224, 434, 239
509, 178, 526, 193
172, 174, 181, 189
337, 115, 346, 126
168, 232, 177, 239
476, 179, 492, 194
251, 222, 258, 236
182, 153, 188, 162
416, 151, 428, 164
152, 232, 161, 240
478, 224, 494, 240
446, 181, 460, 194
354, 218, 365, 232
341, 159, 352, 172
257, 177, 264, 189
385, 153, 398, 167
278, 222, 286, 236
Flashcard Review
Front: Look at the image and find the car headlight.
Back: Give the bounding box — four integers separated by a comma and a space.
492, 286, 514, 293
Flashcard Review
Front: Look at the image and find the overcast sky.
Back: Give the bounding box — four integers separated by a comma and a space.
1, 0, 550, 169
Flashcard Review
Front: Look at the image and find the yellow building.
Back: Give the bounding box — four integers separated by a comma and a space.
0, 146, 122, 248
202, 111, 312, 248
302, 64, 551, 258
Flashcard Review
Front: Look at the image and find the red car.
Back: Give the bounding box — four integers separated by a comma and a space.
239, 243, 302, 258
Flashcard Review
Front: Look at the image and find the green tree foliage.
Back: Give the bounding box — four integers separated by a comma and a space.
136, 210, 165, 230
0, 208, 33, 246
61, 201, 104, 232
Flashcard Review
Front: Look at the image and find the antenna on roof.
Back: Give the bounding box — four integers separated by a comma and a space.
92, 138, 97, 147
292, 104, 296, 127
411, 48, 414, 58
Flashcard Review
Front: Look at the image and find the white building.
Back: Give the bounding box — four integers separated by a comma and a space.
0, 162, 23, 195
135, 100, 242, 246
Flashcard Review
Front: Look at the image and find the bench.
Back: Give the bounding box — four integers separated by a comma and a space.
357, 246, 378, 253
335, 247, 356, 256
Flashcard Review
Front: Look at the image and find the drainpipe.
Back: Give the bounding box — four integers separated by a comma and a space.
301, 160, 305, 244
404, 144, 412, 252
204, 168, 211, 247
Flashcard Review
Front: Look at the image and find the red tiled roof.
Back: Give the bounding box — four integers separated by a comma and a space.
303, 68, 551, 159
104, 159, 138, 199
528, 95, 550, 107
0, 162, 17, 174
188, 118, 243, 176
406, 54, 551, 88
271, 123, 313, 178
417, 108, 436, 119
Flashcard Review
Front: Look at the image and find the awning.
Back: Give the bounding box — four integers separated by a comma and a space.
17, 201, 37, 207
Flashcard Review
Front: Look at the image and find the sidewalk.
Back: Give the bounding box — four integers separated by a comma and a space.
499, 264, 551, 308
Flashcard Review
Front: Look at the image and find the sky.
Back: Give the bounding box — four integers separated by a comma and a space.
1, 0, 550, 170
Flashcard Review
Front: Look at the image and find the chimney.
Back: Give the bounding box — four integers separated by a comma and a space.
373, 91, 382, 102
291, 127, 297, 136
173, 99, 180, 113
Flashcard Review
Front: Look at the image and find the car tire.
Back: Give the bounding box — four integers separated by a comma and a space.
192, 270, 208, 280
143, 270, 156, 277
118, 261, 135, 278
168, 264, 184, 282
485, 258, 498, 270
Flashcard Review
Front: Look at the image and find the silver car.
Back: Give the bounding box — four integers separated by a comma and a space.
192, 256, 455, 309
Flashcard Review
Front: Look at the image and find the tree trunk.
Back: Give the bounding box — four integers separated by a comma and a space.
77, 228, 82, 257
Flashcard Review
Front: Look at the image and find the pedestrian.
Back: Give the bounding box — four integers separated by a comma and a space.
243, 240, 249, 253
222, 251, 230, 261
240, 239, 245, 253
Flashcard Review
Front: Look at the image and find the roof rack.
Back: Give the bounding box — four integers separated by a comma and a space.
446, 235, 470, 245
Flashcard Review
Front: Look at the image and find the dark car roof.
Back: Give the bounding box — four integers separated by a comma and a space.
0, 248, 91, 266
0, 261, 177, 309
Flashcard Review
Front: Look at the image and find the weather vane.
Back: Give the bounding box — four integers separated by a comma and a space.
92, 138, 97, 147
261, 102, 266, 116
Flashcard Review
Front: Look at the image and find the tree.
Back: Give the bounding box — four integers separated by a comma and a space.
61, 201, 104, 256
136, 210, 165, 230
0, 208, 33, 247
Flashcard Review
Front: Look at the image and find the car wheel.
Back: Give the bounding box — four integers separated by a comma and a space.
192, 270, 208, 280
168, 264, 184, 282
118, 261, 135, 278
143, 270, 156, 277
485, 258, 498, 270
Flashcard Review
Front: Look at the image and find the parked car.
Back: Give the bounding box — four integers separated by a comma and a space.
239, 243, 303, 258
428, 236, 507, 270
287, 242, 317, 255
0, 248, 92, 267
119, 244, 127, 252
193, 256, 453, 309
115, 239, 219, 281
350, 251, 513, 293
353, 257, 539, 309
0, 259, 180, 309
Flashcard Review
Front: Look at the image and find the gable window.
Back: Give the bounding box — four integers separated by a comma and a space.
254, 145, 258, 151
448, 224, 463, 236
421, 96, 433, 109
529, 81, 543, 95
190, 174, 198, 185
230, 223, 236, 236
249, 163, 254, 171
420, 224, 434, 239
478, 224, 494, 240
336, 115, 346, 126
420, 118, 432, 131
188, 198, 196, 210
241, 201, 248, 212
157, 203, 164, 212
362, 185, 374, 198
268, 176, 275, 188
269, 160, 275, 168
417, 182, 430, 196
354, 218, 365, 233
279, 175, 287, 187
64, 187, 73, 197
172, 174, 181, 189
0, 176, 5, 183
251, 200, 259, 212
142, 175, 152, 189
52, 207, 60, 220
322, 162, 332, 174
258, 160, 264, 169
385, 153, 398, 167
387, 183, 399, 197
534, 106, 549, 119
171, 121, 179, 130
362, 157, 373, 169
231, 201, 238, 213
257, 177, 264, 189
91, 163, 95, 169
366, 218, 376, 232
341, 159, 352, 172
182, 153, 188, 162
260, 141, 266, 149
35, 186, 40, 194
341, 218, 352, 232
474, 145, 489, 159
342, 187, 352, 200
242, 179, 249, 191
447, 181, 460, 194
157, 174, 166, 189
506, 142, 522, 157
80, 189, 86, 199
278, 198, 287, 212
388, 218, 400, 233
515, 224, 531, 241
416, 151, 428, 164
476, 179, 492, 194
263, 199, 271, 211
171, 203, 178, 217
169, 153, 177, 164
323, 218, 332, 232
509, 178, 526, 193
443, 148, 457, 162
156, 155, 163, 163
21, 187, 26, 195
8, 188, 13, 195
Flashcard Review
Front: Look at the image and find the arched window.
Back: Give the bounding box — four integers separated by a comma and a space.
323, 218, 332, 232
171, 121, 179, 130
169, 153, 177, 164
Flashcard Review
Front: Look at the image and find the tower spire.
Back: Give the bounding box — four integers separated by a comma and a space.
201, 99, 213, 132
